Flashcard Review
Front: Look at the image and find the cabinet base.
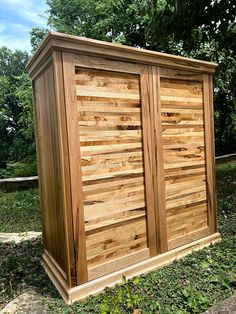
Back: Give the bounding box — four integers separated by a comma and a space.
42, 232, 221, 304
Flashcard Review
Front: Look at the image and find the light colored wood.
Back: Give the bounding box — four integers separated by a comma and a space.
62, 52, 88, 284
168, 227, 210, 250
88, 249, 149, 280
76, 66, 151, 276
42, 232, 221, 304
154, 66, 168, 252
27, 32, 217, 77
148, 66, 168, 253
85, 209, 146, 234
86, 218, 148, 267
33, 62, 68, 275
42, 251, 70, 303
32, 73, 47, 251
52, 51, 77, 287
140, 66, 158, 256
74, 54, 141, 74
29, 34, 219, 303
203, 74, 217, 233
159, 74, 210, 248
159, 68, 204, 81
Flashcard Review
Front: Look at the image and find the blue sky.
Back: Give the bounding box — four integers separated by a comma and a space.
0, 0, 49, 51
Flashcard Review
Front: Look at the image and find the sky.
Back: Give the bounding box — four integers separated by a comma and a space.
0, 0, 49, 52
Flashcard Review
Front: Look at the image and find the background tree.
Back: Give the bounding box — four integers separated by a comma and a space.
0, 0, 235, 177
46, 0, 150, 47
148, 0, 236, 154
30, 27, 48, 53
0, 47, 36, 177
43, 0, 236, 155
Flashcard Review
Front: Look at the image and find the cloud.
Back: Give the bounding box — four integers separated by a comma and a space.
0, 0, 48, 26
0, 34, 31, 51
0, 22, 6, 33
0, 0, 48, 51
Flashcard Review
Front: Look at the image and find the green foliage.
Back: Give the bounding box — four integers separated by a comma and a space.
0, 47, 36, 177
216, 161, 236, 237
148, 0, 236, 52
0, 0, 234, 175
35, 0, 236, 156
0, 161, 235, 312
15, 73, 34, 141
30, 27, 48, 53
46, 0, 149, 47
0, 160, 37, 178
148, 0, 236, 155
0, 188, 40, 233
0, 238, 55, 307
99, 276, 142, 313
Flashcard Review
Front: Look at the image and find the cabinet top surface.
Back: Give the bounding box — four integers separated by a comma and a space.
27, 31, 217, 76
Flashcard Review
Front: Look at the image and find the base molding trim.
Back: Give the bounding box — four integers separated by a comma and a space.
42, 232, 221, 304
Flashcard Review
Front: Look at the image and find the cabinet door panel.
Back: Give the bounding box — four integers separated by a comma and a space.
159, 69, 213, 249
76, 68, 150, 279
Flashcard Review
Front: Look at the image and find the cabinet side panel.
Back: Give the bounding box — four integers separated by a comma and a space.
33, 63, 68, 274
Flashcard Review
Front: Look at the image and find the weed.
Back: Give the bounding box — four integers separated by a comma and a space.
0, 161, 235, 313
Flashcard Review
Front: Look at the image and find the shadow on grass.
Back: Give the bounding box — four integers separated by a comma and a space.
0, 238, 60, 308
0, 162, 235, 313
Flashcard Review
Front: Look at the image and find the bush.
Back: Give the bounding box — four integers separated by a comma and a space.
0, 159, 37, 178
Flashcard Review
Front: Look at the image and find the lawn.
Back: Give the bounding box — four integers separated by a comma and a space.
0, 188, 40, 232
0, 161, 235, 313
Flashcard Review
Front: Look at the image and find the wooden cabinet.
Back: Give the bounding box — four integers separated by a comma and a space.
27, 32, 221, 303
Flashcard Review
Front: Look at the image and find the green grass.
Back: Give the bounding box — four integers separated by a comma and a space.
216, 162, 236, 237
0, 189, 41, 232
0, 161, 235, 313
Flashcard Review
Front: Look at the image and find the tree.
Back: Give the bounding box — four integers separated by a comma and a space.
148, 0, 236, 52
148, 0, 236, 154
0, 47, 36, 177
30, 27, 48, 53
31, 0, 236, 155
46, 0, 149, 47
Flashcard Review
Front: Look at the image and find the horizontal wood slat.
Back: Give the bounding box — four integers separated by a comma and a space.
76, 67, 149, 278
160, 75, 210, 248
29, 34, 218, 303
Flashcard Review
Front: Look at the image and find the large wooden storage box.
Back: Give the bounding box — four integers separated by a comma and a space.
27, 32, 221, 303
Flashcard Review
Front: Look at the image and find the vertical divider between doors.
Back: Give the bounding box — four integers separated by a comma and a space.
140, 65, 168, 255
152, 66, 168, 253
140, 66, 158, 257
62, 52, 88, 284
203, 74, 217, 233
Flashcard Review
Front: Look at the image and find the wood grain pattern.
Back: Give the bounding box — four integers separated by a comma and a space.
27, 32, 218, 77
144, 65, 168, 253
68, 232, 221, 303
76, 67, 150, 278
140, 66, 158, 256
33, 62, 68, 275
159, 74, 210, 248
203, 74, 217, 233
62, 53, 88, 284
52, 51, 77, 287
29, 36, 218, 302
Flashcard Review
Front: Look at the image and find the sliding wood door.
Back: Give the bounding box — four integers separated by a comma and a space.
62, 53, 162, 283
158, 68, 216, 250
